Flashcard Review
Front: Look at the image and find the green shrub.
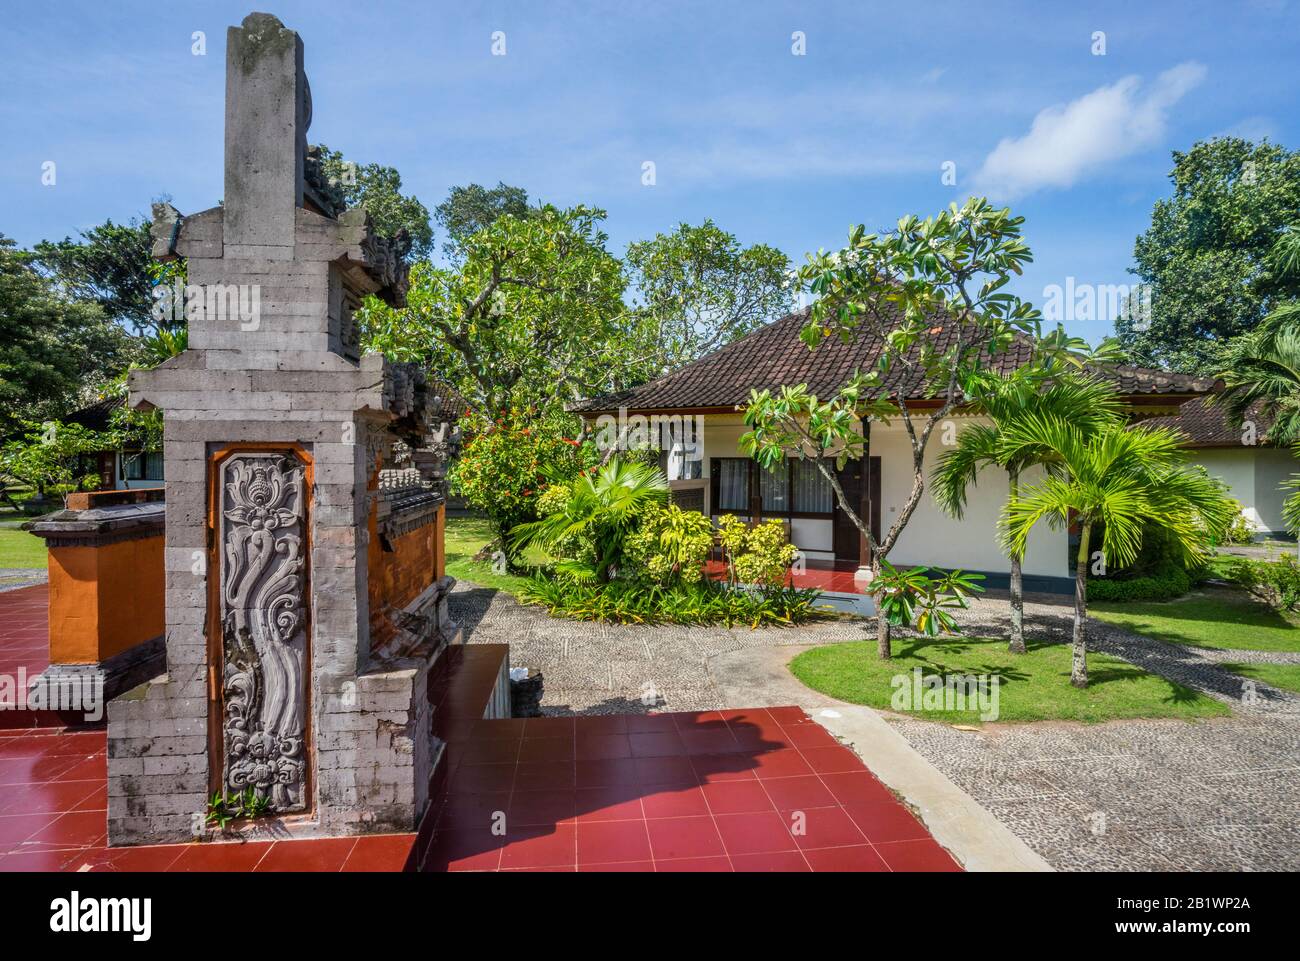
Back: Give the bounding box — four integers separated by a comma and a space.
1219, 555, 1300, 612
717, 514, 798, 588
1087, 568, 1190, 602
1218, 501, 1256, 546
519, 575, 825, 628
623, 503, 714, 587
1087, 521, 1195, 602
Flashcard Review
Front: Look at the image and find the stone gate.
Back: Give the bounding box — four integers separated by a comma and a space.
108, 12, 464, 845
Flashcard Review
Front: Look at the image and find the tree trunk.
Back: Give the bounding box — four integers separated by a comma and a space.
873, 558, 891, 659
1071, 523, 1091, 688
1008, 469, 1025, 654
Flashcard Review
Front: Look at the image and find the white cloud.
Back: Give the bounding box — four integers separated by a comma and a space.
972, 62, 1206, 200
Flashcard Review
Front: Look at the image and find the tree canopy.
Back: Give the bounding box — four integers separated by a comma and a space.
1119, 138, 1300, 373
314, 144, 434, 261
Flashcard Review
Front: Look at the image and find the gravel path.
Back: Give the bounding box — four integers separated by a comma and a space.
450, 580, 1300, 870
0, 568, 46, 593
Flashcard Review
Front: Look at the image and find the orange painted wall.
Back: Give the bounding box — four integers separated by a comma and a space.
47, 534, 165, 664
368, 502, 444, 651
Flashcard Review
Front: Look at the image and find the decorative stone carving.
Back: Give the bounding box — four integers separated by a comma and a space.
220, 453, 308, 812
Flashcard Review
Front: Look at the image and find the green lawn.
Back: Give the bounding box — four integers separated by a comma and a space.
1091, 591, 1300, 653
0, 528, 47, 569
1219, 661, 1300, 695
445, 514, 541, 597
788, 636, 1229, 725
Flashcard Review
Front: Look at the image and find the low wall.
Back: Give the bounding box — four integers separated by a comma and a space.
23, 488, 167, 705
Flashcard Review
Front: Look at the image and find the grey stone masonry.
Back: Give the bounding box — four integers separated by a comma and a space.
109, 12, 459, 847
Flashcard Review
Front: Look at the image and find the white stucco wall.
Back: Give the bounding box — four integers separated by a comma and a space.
871, 419, 1068, 578
1192, 446, 1297, 535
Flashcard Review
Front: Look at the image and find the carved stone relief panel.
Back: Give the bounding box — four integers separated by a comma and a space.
219, 452, 308, 812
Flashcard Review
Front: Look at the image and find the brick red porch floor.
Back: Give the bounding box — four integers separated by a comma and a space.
704, 559, 868, 595
0, 579, 960, 873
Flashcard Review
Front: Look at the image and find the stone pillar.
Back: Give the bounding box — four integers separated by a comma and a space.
107, 12, 459, 847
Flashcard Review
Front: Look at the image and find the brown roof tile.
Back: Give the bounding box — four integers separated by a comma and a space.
573, 309, 1217, 413
1143, 395, 1273, 447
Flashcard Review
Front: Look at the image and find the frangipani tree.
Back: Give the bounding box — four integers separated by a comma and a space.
932, 367, 1123, 653
742, 198, 1047, 658
1000, 416, 1234, 687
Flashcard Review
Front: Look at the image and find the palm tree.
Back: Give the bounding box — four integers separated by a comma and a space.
932, 369, 1122, 653
511, 458, 668, 583
1000, 416, 1234, 687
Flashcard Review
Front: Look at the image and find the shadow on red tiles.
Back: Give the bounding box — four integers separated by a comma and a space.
420, 706, 965, 873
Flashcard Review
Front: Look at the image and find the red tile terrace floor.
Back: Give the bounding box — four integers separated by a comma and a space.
704, 559, 868, 595
423, 707, 961, 872
0, 580, 959, 872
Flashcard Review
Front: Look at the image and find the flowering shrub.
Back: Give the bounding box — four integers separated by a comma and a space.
717, 514, 798, 588
623, 503, 714, 587
453, 410, 596, 562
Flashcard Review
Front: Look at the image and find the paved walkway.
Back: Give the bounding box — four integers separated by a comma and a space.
451, 582, 1300, 871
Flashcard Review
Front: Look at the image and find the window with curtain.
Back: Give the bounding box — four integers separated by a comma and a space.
717, 459, 750, 510
760, 465, 789, 512
792, 459, 833, 514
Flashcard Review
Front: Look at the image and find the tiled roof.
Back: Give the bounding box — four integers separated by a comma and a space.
572, 309, 1218, 413
1143, 395, 1273, 448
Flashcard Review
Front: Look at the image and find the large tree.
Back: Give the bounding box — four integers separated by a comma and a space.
626, 220, 790, 376
0, 235, 137, 433
313, 145, 434, 261
741, 199, 1068, 658
1119, 138, 1300, 373
434, 182, 531, 263
360, 205, 652, 423
33, 218, 161, 335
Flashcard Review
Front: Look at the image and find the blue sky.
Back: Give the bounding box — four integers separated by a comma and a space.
2, 0, 1297, 343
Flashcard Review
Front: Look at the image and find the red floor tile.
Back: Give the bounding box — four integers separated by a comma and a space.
425, 829, 504, 872
170, 841, 275, 872
576, 733, 632, 760
340, 834, 416, 872
577, 859, 653, 872
714, 811, 798, 856
845, 801, 932, 843
514, 760, 576, 791
876, 838, 963, 872
730, 850, 810, 872
508, 789, 577, 827
500, 824, 576, 870
803, 844, 890, 872
576, 820, 651, 865
646, 816, 725, 860
760, 775, 838, 810
700, 779, 776, 814
628, 732, 687, 758
576, 758, 639, 787
254, 837, 357, 872
641, 783, 709, 819
573, 787, 644, 823
80, 844, 187, 872
784, 805, 869, 850
821, 771, 897, 806
656, 855, 733, 872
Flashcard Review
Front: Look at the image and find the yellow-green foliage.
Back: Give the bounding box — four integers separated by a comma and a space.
717, 514, 797, 588
624, 503, 714, 586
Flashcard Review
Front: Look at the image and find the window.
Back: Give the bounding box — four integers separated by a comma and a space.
716, 459, 750, 510
792, 459, 833, 513
124, 452, 165, 481
760, 466, 788, 512
711, 457, 835, 518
